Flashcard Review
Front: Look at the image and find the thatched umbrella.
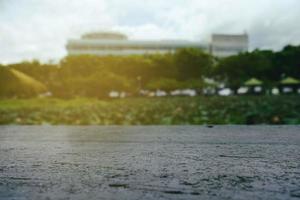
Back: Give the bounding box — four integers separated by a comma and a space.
244, 78, 263, 86
280, 77, 300, 85
279, 77, 300, 94
244, 78, 264, 95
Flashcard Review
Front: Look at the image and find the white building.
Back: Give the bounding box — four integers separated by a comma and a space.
210, 33, 249, 57
66, 32, 207, 56
66, 31, 249, 57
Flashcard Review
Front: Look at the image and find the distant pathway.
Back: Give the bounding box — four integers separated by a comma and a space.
0, 126, 300, 200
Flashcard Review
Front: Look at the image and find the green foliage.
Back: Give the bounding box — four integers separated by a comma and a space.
145, 78, 204, 93
274, 45, 300, 78
58, 71, 133, 98
146, 78, 185, 92
146, 53, 178, 79
214, 45, 300, 91
0, 66, 47, 98
0, 45, 299, 98
183, 79, 204, 89
10, 60, 58, 85
0, 96, 299, 125
215, 51, 273, 91
174, 48, 213, 80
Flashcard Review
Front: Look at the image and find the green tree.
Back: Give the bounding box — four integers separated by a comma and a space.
145, 78, 184, 93
215, 51, 273, 93
174, 48, 213, 80
274, 45, 300, 79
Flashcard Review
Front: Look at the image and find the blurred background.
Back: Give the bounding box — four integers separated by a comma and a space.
0, 0, 299, 125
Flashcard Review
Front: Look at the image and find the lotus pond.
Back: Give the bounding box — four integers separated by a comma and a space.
0, 96, 299, 125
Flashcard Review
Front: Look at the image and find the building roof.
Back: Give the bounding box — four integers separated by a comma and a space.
81, 32, 128, 40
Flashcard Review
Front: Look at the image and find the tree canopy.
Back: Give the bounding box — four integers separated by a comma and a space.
0, 45, 299, 98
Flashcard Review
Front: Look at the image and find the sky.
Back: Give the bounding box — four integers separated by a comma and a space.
1, 0, 300, 63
